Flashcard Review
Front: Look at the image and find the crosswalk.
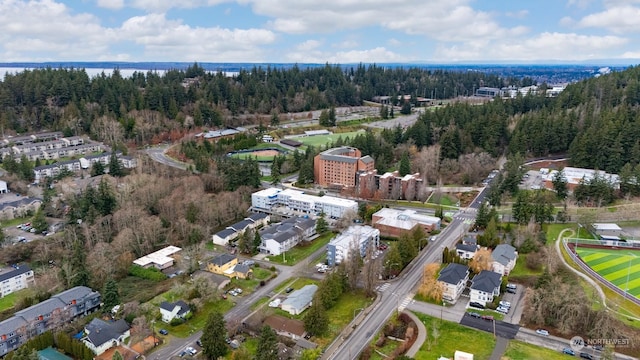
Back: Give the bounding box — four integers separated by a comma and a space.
376, 283, 390, 292
397, 296, 412, 311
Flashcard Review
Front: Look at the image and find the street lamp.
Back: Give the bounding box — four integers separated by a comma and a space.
625, 253, 638, 303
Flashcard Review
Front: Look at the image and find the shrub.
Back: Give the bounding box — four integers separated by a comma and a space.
260, 280, 266, 287
375, 335, 387, 347
270, 266, 276, 271
170, 318, 184, 326
359, 346, 372, 360
128, 265, 167, 281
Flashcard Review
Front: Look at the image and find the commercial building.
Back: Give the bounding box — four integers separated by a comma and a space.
133, 246, 182, 270
371, 208, 441, 238
0, 265, 35, 298
313, 147, 375, 188
327, 225, 380, 266
0, 286, 101, 357
251, 188, 358, 219
543, 167, 620, 192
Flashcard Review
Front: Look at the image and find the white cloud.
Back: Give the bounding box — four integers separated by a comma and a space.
0, 0, 117, 61
334, 40, 359, 49
128, 0, 229, 12
246, 0, 518, 43
435, 32, 628, 61
387, 38, 402, 47
296, 39, 322, 51
120, 13, 276, 61
576, 5, 640, 33
97, 0, 124, 10
505, 10, 528, 19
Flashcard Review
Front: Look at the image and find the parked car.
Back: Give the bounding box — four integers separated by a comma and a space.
536, 329, 549, 336
243, 260, 255, 266
159, 329, 168, 335
196, 339, 202, 347
235, 288, 243, 294
592, 345, 603, 351
579, 353, 594, 360
506, 288, 517, 294
562, 348, 575, 356
285, 287, 294, 293
221, 293, 228, 300
179, 350, 187, 357
469, 302, 485, 309
186, 347, 197, 355
496, 307, 509, 314
499, 301, 511, 308
229, 290, 238, 296
467, 312, 481, 318
481, 315, 494, 321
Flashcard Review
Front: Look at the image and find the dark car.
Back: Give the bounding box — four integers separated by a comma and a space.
285, 287, 294, 293
562, 348, 575, 356
469, 302, 485, 309
159, 329, 168, 335
579, 353, 594, 360
196, 339, 202, 347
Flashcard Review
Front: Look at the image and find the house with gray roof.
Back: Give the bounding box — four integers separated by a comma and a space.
281, 285, 318, 315
0, 265, 35, 297
82, 318, 130, 355
437, 264, 469, 303
455, 243, 478, 260
491, 244, 518, 276
470, 270, 502, 307
212, 228, 238, 246
159, 300, 191, 323
260, 216, 317, 256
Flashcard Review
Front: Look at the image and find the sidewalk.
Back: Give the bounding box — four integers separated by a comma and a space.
489, 337, 508, 360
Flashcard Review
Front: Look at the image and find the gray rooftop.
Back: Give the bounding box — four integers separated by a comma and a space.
229, 219, 253, 231
85, 318, 129, 347
470, 270, 502, 293
282, 285, 318, 312
437, 263, 469, 285
55, 286, 98, 305
0, 316, 27, 337
492, 244, 517, 266
233, 264, 251, 275
159, 300, 190, 316
0, 265, 32, 283
210, 254, 236, 267
247, 212, 268, 222
15, 298, 66, 321
215, 228, 237, 239
456, 243, 477, 253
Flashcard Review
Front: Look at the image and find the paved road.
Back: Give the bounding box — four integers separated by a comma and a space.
148, 246, 327, 359
459, 313, 519, 339
324, 184, 489, 359
145, 145, 189, 170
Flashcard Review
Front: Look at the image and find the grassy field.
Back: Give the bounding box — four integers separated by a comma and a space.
412, 312, 496, 360
266, 232, 333, 265
230, 152, 277, 161
313, 291, 375, 348
503, 340, 570, 360
296, 130, 365, 148
575, 247, 640, 298
0, 291, 25, 312
428, 193, 458, 207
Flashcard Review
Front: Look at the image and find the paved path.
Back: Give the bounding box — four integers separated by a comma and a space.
489, 337, 509, 360
403, 311, 427, 358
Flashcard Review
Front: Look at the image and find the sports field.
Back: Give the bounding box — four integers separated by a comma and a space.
296, 130, 365, 147
576, 247, 640, 298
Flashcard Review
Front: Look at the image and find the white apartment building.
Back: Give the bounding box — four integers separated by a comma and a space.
0, 265, 35, 298
327, 225, 380, 266
251, 188, 358, 219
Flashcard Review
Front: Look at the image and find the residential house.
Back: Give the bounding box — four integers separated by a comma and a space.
469, 270, 502, 307
0, 197, 42, 221
281, 285, 318, 315
159, 301, 191, 323
462, 236, 477, 246
0, 286, 101, 357
207, 254, 252, 279
491, 244, 518, 276
455, 243, 477, 260
133, 246, 182, 270
437, 264, 469, 303
212, 228, 238, 246
262, 316, 306, 340
82, 318, 130, 355
247, 212, 270, 228
0, 265, 35, 298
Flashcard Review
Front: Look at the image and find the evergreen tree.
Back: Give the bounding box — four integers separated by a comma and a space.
255, 326, 279, 360
91, 161, 105, 177
31, 207, 48, 233
552, 170, 568, 200
111, 351, 123, 360
318, 109, 330, 126
303, 300, 329, 336
328, 106, 336, 126
253, 231, 262, 255
270, 111, 279, 126
201, 312, 227, 360
108, 152, 123, 177
316, 213, 328, 234
102, 279, 120, 310
397, 232, 417, 267
400, 101, 412, 115
399, 152, 411, 176
474, 202, 490, 229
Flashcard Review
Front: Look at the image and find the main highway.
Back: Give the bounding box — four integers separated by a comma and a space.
325, 187, 489, 360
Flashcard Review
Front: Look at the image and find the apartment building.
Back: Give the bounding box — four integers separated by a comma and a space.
0, 286, 101, 357
327, 225, 380, 266
313, 147, 375, 188
251, 188, 358, 219
0, 265, 35, 298
357, 170, 424, 200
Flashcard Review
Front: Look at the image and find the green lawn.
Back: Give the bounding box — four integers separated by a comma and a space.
428, 193, 458, 207
230, 153, 276, 161
576, 248, 640, 298
509, 254, 544, 278
503, 340, 570, 360
412, 312, 496, 360
169, 299, 235, 337
296, 130, 365, 148
266, 232, 332, 265
273, 277, 319, 294
313, 291, 375, 348
0, 291, 26, 312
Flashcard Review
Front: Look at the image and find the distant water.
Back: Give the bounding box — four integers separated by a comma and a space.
0, 67, 238, 79
0, 67, 164, 79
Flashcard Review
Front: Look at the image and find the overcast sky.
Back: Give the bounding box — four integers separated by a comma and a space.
1, 0, 639, 64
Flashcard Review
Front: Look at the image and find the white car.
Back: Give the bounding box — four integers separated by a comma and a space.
499, 301, 511, 308
186, 347, 197, 355
536, 329, 549, 336
496, 307, 509, 314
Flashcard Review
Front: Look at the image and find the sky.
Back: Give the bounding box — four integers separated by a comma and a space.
0, 0, 639, 64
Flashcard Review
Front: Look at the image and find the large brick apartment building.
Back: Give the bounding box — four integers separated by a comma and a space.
357, 170, 424, 200
313, 147, 375, 188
